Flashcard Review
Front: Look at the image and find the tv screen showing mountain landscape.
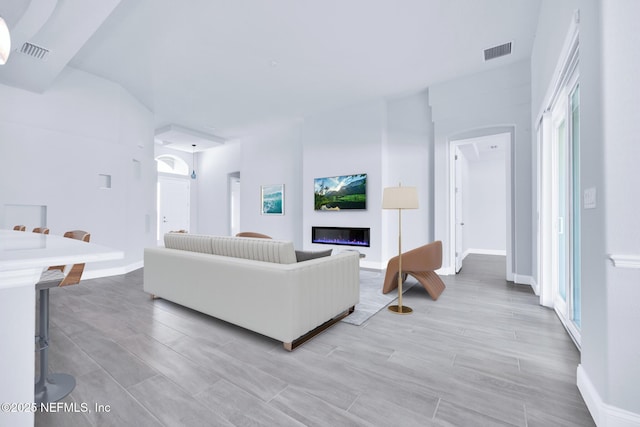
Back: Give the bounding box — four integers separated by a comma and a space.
314, 173, 367, 210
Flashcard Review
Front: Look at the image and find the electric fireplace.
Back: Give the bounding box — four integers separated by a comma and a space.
312, 226, 370, 247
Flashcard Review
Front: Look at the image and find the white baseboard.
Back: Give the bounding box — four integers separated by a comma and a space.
578, 365, 640, 427
506, 270, 515, 282
529, 277, 540, 296
513, 274, 533, 287
359, 260, 385, 271
465, 248, 507, 257
437, 266, 455, 276
83, 261, 143, 280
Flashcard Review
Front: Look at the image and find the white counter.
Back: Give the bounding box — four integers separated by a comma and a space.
0, 230, 123, 427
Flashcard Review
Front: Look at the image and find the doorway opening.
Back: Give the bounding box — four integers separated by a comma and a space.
156, 155, 191, 244
228, 172, 241, 237
449, 130, 513, 279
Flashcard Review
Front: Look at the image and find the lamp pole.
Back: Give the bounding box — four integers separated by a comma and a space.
385, 183, 415, 314
398, 207, 404, 310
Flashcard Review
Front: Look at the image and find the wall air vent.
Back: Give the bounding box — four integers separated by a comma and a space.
484, 42, 512, 61
20, 42, 50, 60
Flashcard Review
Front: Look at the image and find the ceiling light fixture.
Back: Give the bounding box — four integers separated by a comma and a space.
0, 16, 11, 65
191, 144, 197, 179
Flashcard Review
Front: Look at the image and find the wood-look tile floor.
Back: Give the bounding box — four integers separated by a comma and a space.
36, 255, 595, 426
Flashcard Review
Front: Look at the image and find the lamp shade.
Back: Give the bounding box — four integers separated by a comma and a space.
0, 16, 10, 65
382, 186, 419, 210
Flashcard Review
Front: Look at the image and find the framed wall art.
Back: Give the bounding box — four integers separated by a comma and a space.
261, 184, 284, 215
314, 173, 367, 211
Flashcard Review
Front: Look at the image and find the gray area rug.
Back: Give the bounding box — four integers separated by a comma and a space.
341, 270, 414, 326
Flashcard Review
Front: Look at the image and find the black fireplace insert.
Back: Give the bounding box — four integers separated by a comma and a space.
312, 226, 370, 247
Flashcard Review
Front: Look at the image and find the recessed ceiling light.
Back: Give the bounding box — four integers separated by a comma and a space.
269, 60, 278, 67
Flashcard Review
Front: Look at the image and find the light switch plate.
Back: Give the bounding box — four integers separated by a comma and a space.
584, 187, 596, 209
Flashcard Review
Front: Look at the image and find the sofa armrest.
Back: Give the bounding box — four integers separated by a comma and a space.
285, 252, 360, 337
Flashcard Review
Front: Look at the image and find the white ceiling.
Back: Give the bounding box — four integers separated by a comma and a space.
0, 0, 541, 141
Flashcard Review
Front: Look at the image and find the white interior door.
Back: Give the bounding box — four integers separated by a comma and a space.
157, 176, 190, 243
454, 147, 464, 273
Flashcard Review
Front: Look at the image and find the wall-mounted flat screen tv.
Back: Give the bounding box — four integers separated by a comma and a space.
314, 173, 367, 211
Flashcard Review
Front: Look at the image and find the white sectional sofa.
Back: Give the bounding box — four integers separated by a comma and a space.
143, 234, 360, 350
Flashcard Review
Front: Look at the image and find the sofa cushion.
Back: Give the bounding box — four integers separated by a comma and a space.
164, 233, 214, 254
210, 236, 297, 264
295, 249, 333, 262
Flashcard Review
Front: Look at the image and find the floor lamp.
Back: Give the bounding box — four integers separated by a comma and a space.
382, 184, 419, 314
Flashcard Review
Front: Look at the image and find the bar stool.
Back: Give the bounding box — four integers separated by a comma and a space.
13, 225, 26, 231
33, 227, 50, 234
35, 230, 90, 404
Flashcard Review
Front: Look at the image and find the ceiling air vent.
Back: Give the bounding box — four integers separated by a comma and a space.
484, 42, 512, 61
20, 42, 50, 60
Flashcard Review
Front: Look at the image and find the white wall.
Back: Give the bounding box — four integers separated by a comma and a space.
430, 59, 532, 279
383, 90, 433, 262
195, 122, 303, 246
239, 123, 303, 245
195, 141, 242, 237
600, 0, 640, 418
462, 150, 507, 255
532, 0, 640, 422
193, 92, 433, 268
300, 93, 433, 268
0, 67, 156, 275
302, 101, 385, 265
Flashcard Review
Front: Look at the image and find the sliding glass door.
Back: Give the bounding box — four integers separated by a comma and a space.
537, 24, 581, 348
554, 114, 568, 316
570, 85, 581, 329
551, 78, 581, 342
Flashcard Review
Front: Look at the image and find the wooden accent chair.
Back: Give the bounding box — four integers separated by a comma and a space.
33, 227, 50, 234
382, 240, 446, 301
236, 232, 272, 239
35, 230, 90, 403
13, 225, 26, 231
